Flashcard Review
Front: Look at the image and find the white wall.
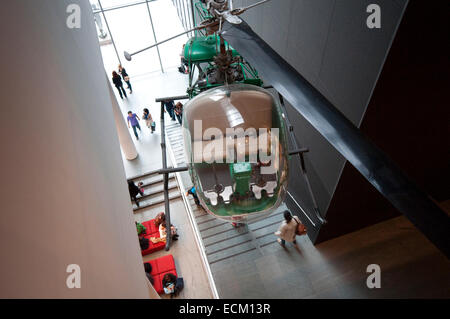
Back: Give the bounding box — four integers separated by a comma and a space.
0, 0, 150, 298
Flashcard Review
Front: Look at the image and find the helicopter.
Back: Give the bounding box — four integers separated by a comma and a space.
124, 0, 450, 257
125, 0, 305, 227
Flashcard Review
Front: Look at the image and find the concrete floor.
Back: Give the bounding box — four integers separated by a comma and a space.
210, 214, 450, 299
116, 68, 189, 178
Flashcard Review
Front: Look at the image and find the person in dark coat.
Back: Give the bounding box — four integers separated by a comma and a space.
162, 273, 183, 298
164, 100, 176, 121
112, 71, 127, 99
118, 64, 132, 94
139, 236, 149, 250
128, 180, 144, 207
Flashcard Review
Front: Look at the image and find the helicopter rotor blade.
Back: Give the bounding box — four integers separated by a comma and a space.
221, 20, 450, 258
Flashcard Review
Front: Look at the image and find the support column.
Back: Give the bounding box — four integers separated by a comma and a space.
107, 75, 138, 160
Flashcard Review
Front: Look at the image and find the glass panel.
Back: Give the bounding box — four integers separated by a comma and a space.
89, 3, 120, 69
148, 0, 189, 70
89, 0, 100, 10
91, 6, 111, 42
104, 3, 160, 75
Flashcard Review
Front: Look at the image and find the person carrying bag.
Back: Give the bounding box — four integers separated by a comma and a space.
275, 211, 306, 247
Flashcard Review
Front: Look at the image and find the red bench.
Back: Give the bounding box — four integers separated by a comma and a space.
140, 219, 165, 256
144, 254, 177, 294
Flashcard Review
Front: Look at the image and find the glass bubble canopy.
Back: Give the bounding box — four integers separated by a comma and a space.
182, 84, 289, 223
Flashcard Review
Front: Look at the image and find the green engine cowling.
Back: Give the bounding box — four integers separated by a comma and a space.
183, 35, 238, 63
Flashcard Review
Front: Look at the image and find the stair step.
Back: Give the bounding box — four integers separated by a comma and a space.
198, 219, 229, 232
248, 210, 283, 229
135, 174, 176, 187
207, 241, 257, 265
133, 192, 182, 212
135, 182, 178, 201
251, 220, 280, 239
201, 222, 236, 240
205, 231, 253, 254
193, 207, 208, 218
140, 179, 177, 190
128, 167, 173, 182
195, 214, 217, 224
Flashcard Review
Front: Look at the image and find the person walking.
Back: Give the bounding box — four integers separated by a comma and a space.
274, 210, 303, 247
164, 100, 176, 121
128, 180, 144, 207
174, 102, 183, 125
127, 111, 141, 140
143, 108, 155, 133
112, 71, 127, 99
118, 64, 132, 94
186, 186, 200, 206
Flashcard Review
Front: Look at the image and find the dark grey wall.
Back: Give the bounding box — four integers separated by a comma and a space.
315, 0, 450, 243
234, 0, 408, 240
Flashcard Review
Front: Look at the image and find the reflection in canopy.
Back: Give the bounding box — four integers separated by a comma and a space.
182, 84, 289, 223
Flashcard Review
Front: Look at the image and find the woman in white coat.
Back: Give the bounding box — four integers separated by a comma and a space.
275, 211, 301, 246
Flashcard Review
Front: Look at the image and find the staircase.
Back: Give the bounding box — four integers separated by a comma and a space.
127, 169, 181, 212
